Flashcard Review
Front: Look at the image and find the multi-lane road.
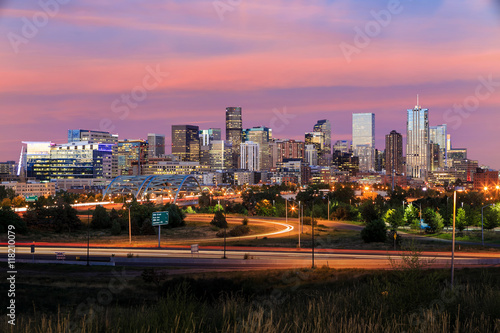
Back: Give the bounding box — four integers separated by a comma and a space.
2, 214, 499, 272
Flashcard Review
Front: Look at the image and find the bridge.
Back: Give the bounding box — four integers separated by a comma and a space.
102, 174, 237, 203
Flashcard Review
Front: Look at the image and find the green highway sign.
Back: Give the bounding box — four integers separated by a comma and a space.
25, 196, 38, 202
152, 211, 169, 226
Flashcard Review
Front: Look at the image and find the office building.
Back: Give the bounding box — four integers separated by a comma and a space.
473, 169, 499, 191
112, 140, 148, 177
305, 144, 318, 166
333, 140, 350, 154
0, 161, 16, 175
172, 125, 200, 162
352, 113, 375, 171
406, 104, 429, 179
243, 126, 272, 170
147, 133, 165, 158
275, 140, 305, 164
1, 181, 56, 198
429, 124, 447, 168
200, 128, 222, 146
240, 141, 260, 171
385, 130, 403, 175
226, 107, 243, 168
209, 140, 233, 170
24, 141, 113, 181
313, 119, 331, 155
447, 148, 467, 168
305, 132, 324, 165
68, 129, 118, 144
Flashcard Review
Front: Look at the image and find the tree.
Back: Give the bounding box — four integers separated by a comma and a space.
11, 195, 26, 207
423, 208, 444, 233
1, 198, 11, 207
0, 206, 28, 234
91, 205, 111, 229
360, 201, 380, 223
383, 208, 404, 231
255, 199, 274, 216
404, 204, 419, 229
0, 186, 16, 201
164, 204, 186, 228
484, 204, 500, 230
455, 208, 467, 232
361, 219, 387, 243
110, 220, 121, 235
210, 210, 227, 229
331, 203, 358, 221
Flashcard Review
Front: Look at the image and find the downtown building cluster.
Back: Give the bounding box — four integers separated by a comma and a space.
1, 103, 498, 197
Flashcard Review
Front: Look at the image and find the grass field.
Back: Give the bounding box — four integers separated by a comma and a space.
1, 263, 499, 332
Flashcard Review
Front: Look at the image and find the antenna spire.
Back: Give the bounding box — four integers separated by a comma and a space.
417, 94, 419, 108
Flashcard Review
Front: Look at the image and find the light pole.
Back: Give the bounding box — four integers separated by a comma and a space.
123, 205, 131, 244
223, 202, 227, 259
481, 204, 493, 246
311, 202, 315, 269
87, 205, 91, 266
451, 187, 464, 287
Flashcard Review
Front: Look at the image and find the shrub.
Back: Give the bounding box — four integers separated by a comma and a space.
229, 225, 250, 237
242, 217, 249, 226
361, 219, 387, 243
91, 205, 111, 229
303, 216, 317, 226
210, 210, 227, 229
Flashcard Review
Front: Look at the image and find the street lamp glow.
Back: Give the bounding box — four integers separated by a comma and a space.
484, 186, 488, 191
364, 186, 369, 191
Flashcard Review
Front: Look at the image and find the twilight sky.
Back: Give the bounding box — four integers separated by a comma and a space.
1, 0, 500, 168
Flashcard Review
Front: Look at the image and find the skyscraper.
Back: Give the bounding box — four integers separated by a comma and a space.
112, 140, 148, 177
305, 131, 324, 165
200, 128, 222, 146
209, 140, 232, 170
429, 124, 447, 168
333, 140, 350, 154
406, 103, 430, 178
225, 107, 242, 168
171, 125, 200, 162
240, 141, 260, 171
147, 133, 165, 158
385, 130, 403, 175
352, 113, 375, 171
313, 119, 331, 155
243, 126, 272, 170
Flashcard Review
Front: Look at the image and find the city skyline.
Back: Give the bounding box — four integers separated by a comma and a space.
1, 1, 500, 168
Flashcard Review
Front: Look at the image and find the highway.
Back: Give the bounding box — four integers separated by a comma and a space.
2, 244, 499, 271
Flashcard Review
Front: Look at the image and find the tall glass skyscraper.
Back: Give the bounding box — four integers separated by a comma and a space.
406, 105, 430, 178
313, 119, 331, 155
352, 113, 375, 171
225, 107, 242, 168
171, 125, 200, 162
147, 133, 165, 158
429, 124, 447, 169
243, 126, 272, 170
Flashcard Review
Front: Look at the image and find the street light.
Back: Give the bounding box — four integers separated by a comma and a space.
481, 204, 493, 246
223, 202, 227, 259
451, 187, 464, 287
123, 205, 131, 244
87, 205, 91, 266
287, 199, 302, 248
